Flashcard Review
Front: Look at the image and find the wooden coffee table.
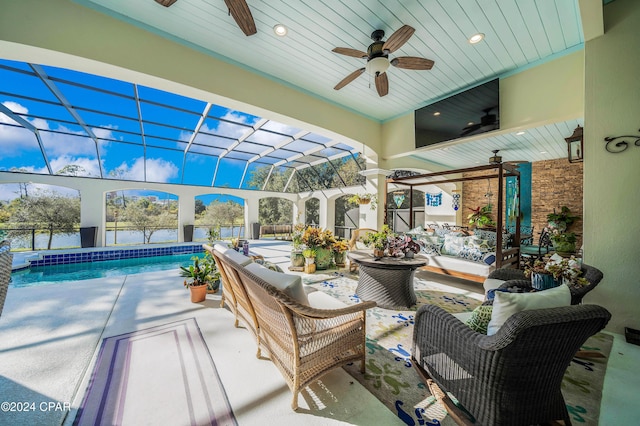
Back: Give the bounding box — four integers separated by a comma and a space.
348, 250, 427, 309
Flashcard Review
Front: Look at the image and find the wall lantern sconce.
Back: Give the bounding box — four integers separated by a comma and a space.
565, 125, 584, 163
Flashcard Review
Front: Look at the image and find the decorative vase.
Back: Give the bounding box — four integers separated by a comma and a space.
304, 259, 316, 274
334, 251, 347, 267
404, 251, 415, 259
373, 248, 385, 259
314, 247, 333, 270
553, 241, 576, 256
290, 250, 305, 267
531, 273, 560, 290
190, 284, 208, 303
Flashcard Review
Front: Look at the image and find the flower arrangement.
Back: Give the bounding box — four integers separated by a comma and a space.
301, 226, 336, 250
546, 206, 581, 253
388, 235, 422, 257
332, 239, 349, 253
524, 256, 588, 287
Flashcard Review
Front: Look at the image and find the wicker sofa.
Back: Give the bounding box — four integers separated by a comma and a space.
206, 244, 376, 410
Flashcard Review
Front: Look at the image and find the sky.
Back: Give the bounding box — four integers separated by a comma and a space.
0, 58, 359, 204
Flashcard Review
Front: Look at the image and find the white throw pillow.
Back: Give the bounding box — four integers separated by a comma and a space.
486, 284, 571, 336
245, 262, 309, 305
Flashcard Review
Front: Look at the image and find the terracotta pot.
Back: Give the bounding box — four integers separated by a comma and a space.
190, 284, 208, 303
373, 248, 385, 259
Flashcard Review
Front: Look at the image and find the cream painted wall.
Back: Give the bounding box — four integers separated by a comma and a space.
0, 0, 381, 155
584, 0, 640, 333
381, 51, 584, 163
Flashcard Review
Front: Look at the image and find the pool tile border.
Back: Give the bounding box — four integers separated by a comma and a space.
28, 244, 204, 267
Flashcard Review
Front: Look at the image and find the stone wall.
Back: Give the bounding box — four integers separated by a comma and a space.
462, 159, 583, 247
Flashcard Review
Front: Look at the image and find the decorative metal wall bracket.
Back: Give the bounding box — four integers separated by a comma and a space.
604, 128, 640, 153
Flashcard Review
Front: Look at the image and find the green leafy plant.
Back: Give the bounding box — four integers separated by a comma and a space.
180, 254, 220, 291
363, 225, 394, 251
467, 204, 495, 228
302, 248, 317, 258
547, 206, 580, 231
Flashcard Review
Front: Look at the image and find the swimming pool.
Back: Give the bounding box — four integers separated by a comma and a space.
10, 253, 201, 288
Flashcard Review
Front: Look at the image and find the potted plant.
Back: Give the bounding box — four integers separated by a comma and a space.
180, 255, 220, 302
467, 204, 496, 229
388, 235, 422, 258
546, 206, 580, 232
549, 232, 577, 255
302, 248, 317, 274
363, 225, 393, 258
332, 239, 349, 267
301, 226, 336, 270
546, 206, 581, 255
290, 223, 306, 268
348, 193, 378, 210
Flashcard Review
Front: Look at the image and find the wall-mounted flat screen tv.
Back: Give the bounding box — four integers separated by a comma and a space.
415, 78, 499, 149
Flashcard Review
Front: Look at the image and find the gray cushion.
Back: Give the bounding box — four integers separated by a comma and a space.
245, 262, 309, 305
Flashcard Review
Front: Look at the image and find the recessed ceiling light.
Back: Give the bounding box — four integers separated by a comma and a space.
433, 111, 441, 116
469, 33, 485, 44
273, 24, 288, 37
467, 122, 474, 126
516, 131, 525, 136
540, 151, 547, 154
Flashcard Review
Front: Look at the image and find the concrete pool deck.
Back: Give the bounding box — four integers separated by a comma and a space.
1, 240, 639, 425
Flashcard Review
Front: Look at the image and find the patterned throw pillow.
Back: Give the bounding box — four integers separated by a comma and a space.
254, 259, 284, 272
465, 305, 493, 334
441, 234, 466, 256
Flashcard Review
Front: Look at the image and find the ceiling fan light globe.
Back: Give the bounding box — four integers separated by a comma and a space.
366, 57, 390, 76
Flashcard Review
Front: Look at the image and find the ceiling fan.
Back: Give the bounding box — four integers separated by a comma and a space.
461, 107, 499, 137
154, 0, 256, 36
332, 25, 435, 97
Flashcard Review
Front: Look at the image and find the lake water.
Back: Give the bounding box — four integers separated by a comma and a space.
7, 226, 245, 250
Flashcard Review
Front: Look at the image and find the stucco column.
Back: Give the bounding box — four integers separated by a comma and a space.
318, 195, 328, 229
80, 188, 105, 247
244, 195, 260, 239
295, 199, 305, 225
178, 195, 195, 242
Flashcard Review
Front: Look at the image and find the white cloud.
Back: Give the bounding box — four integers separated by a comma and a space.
0, 101, 115, 158
107, 157, 178, 183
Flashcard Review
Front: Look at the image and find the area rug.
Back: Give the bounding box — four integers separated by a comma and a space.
74, 318, 237, 426
306, 274, 612, 426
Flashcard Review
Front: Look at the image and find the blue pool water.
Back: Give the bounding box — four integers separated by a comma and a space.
10, 253, 202, 288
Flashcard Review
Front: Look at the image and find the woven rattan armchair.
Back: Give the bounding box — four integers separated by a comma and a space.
412, 304, 611, 426
221, 251, 375, 410
488, 264, 604, 305
348, 228, 378, 272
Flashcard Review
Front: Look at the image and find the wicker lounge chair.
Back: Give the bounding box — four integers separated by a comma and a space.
412, 303, 610, 426
0, 241, 12, 317
207, 244, 262, 356
216, 248, 376, 410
